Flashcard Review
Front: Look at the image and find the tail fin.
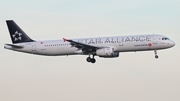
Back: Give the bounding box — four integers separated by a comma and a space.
6, 20, 34, 43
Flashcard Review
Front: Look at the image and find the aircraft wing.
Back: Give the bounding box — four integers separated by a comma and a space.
63, 38, 102, 54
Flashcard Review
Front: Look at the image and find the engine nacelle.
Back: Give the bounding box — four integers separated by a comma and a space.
96, 48, 119, 58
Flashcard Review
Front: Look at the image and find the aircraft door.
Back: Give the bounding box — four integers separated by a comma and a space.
31, 43, 37, 53
153, 35, 157, 44
118, 37, 123, 46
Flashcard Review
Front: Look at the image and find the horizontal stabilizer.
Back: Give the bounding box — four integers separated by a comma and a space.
5, 44, 24, 48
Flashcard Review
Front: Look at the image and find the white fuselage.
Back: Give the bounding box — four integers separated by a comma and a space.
4, 34, 175, 56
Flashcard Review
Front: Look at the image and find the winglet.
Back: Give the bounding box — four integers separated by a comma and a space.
63, 38, 67, 42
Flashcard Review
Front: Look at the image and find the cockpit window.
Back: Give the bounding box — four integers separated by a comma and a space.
162, 37, 170, 40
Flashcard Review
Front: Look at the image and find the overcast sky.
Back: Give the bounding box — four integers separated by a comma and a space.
0, 0, 180, 101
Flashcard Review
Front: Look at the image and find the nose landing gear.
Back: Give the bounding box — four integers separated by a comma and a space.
86, 55, 96, 63
154, 50, 159, 59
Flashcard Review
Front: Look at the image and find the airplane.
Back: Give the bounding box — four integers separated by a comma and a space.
4, 20, 175, 63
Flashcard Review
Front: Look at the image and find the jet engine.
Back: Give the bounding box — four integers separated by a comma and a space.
96, 48, 119, 58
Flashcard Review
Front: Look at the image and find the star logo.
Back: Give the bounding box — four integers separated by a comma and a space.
12, 31, 22, 41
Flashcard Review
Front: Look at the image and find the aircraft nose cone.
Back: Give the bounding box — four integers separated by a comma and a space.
170, 40, 175, 47
173, 41, 175, 46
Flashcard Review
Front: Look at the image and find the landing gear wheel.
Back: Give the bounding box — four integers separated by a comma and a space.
155, 55, 159, 59
86, 57, 91, 62
91, 58, 96, 63
154, 50, 159, 59
86, 55, 96, 63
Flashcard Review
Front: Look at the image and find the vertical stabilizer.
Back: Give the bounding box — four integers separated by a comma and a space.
6, 20, 34, 43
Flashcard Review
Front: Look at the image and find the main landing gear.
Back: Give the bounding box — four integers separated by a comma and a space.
86, 55, 96, 63
154, 50, 159, 59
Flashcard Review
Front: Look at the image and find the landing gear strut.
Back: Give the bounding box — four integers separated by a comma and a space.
86, 55, 96, 63
154, 50, 159, 59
